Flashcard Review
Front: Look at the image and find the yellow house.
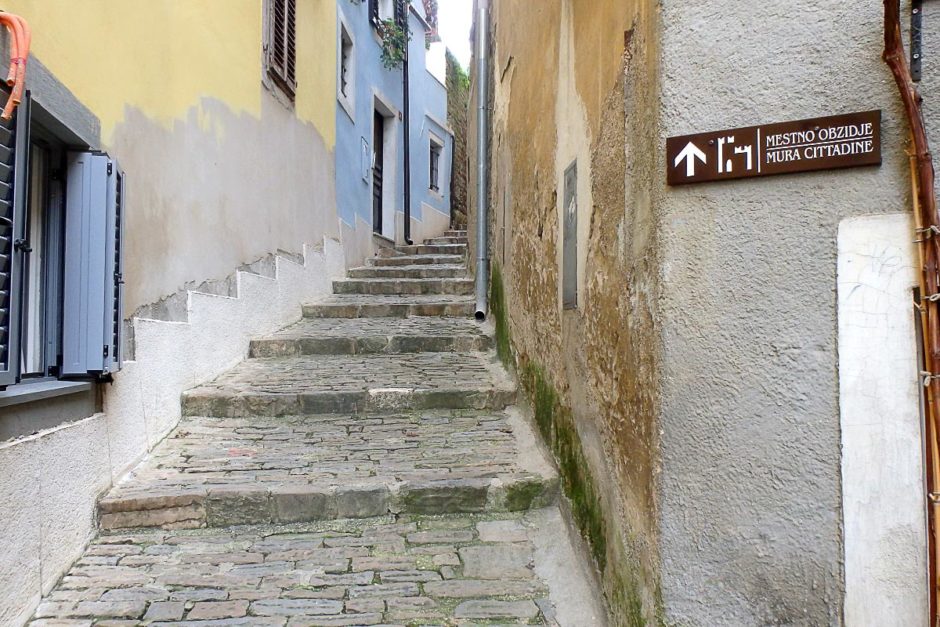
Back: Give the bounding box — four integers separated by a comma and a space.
0, 2, 343, 622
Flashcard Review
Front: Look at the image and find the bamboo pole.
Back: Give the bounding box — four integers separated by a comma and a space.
884, 1, 940, 622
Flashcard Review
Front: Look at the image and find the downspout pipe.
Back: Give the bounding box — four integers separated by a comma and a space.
402, 2, 413, 245
473, 0, 489, 321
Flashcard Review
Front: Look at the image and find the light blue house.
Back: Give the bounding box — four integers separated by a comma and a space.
335, 0, 453, 265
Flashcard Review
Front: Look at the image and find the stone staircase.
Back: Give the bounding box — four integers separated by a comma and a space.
29, 230, 605, 626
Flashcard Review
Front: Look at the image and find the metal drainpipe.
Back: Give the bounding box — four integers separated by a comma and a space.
402, 2, 413, 245
473, 0, 490, 321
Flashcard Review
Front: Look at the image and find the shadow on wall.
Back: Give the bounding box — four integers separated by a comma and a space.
107, 92, 339, 314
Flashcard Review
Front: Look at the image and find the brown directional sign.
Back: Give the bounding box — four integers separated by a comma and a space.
666, 110, 882, 185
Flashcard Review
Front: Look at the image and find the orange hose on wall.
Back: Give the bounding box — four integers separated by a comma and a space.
0, 11, 29, 120
2, 14, 17, 87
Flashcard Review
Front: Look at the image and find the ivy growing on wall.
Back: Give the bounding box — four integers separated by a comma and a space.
423, 0, 440, 48
376, 17, 411, 70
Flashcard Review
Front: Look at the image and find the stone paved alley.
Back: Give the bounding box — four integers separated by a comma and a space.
28, 233, 605, 626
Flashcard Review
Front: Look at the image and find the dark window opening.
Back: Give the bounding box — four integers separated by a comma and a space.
340, 29, 353, 98
370, 0, 396, 25
429, 140, 442, 192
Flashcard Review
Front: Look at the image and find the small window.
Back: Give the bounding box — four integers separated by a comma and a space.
265, 0, 297, 98
370, 0, 396, 24
340, 29, 353, 98
429, 138, 443, 192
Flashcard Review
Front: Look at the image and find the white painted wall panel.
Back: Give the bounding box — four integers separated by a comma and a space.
838, 213, 927, 626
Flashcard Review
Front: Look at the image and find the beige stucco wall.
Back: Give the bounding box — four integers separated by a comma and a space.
475, 0, 662, 622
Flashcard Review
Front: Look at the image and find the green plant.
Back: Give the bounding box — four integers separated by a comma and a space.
376, 17, 411, 70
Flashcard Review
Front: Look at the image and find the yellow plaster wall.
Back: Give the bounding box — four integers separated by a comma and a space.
2, 0, 336, 146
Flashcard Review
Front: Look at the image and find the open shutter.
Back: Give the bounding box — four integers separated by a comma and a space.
104, 163, 124, 372
267, 0, 297, 93
63, 152, 121, 377
285, 0, 296, 87
0, 92, 29, 388
395, 0, 407, 27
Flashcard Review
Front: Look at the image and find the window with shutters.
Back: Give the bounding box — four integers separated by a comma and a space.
0, 90, 126, 394
265, 0, 297, 98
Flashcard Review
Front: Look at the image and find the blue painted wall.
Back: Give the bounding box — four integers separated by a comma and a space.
335, 0, 452, 244
407, 7, 452, 227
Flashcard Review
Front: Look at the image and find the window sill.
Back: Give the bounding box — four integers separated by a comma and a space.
0, 380, 94, 408
338, 93, 355, 124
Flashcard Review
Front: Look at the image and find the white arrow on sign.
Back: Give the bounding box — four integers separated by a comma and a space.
674, 141, 708, 177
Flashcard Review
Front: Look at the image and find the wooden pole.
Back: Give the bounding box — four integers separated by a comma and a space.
884, 1, 940, 622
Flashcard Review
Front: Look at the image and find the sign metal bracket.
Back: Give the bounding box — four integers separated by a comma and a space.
913, 0, 925, 82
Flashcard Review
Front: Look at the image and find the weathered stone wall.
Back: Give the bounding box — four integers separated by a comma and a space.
472, 1, 663, 623
446, 51, 470, 229
473, 1, 927, 624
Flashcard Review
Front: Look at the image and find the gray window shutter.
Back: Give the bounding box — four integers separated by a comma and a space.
105, 164, 124, 372
63, 152, 123, 377
0, 93, 29, 388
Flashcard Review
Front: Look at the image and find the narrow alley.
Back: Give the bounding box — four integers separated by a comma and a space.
6, 1, 940, 625
28, 233, 605, 625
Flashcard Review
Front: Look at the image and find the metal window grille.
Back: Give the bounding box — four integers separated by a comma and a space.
395, 0, 407, 27
266, 0, 297, 97
369, 0, 379, 23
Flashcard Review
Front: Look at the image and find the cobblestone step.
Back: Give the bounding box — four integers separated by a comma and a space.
31, 507, 603, 626
444, 230, 467, 237
96, 409, 557, 530
396, 243, 467, 256
98, 474, 557, 531
368, 253, 464, 267
303, 295, 475, 319
348, 264, 466, 279
425, 236, 469, 245
181, 353, 516, 417
333, 278, 474, 296
250, 317, 492, 357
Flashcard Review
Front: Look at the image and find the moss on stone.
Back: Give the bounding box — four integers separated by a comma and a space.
489, 263, 513, 366
488, 264, 661, 626
519, 362, 607, 570
517, 360, 661, 627
504, 478, 546, 511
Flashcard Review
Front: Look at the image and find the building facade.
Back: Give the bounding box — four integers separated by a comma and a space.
0, 2, 343, 623
470, 0, 936, 624
335, 0, 453, 266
